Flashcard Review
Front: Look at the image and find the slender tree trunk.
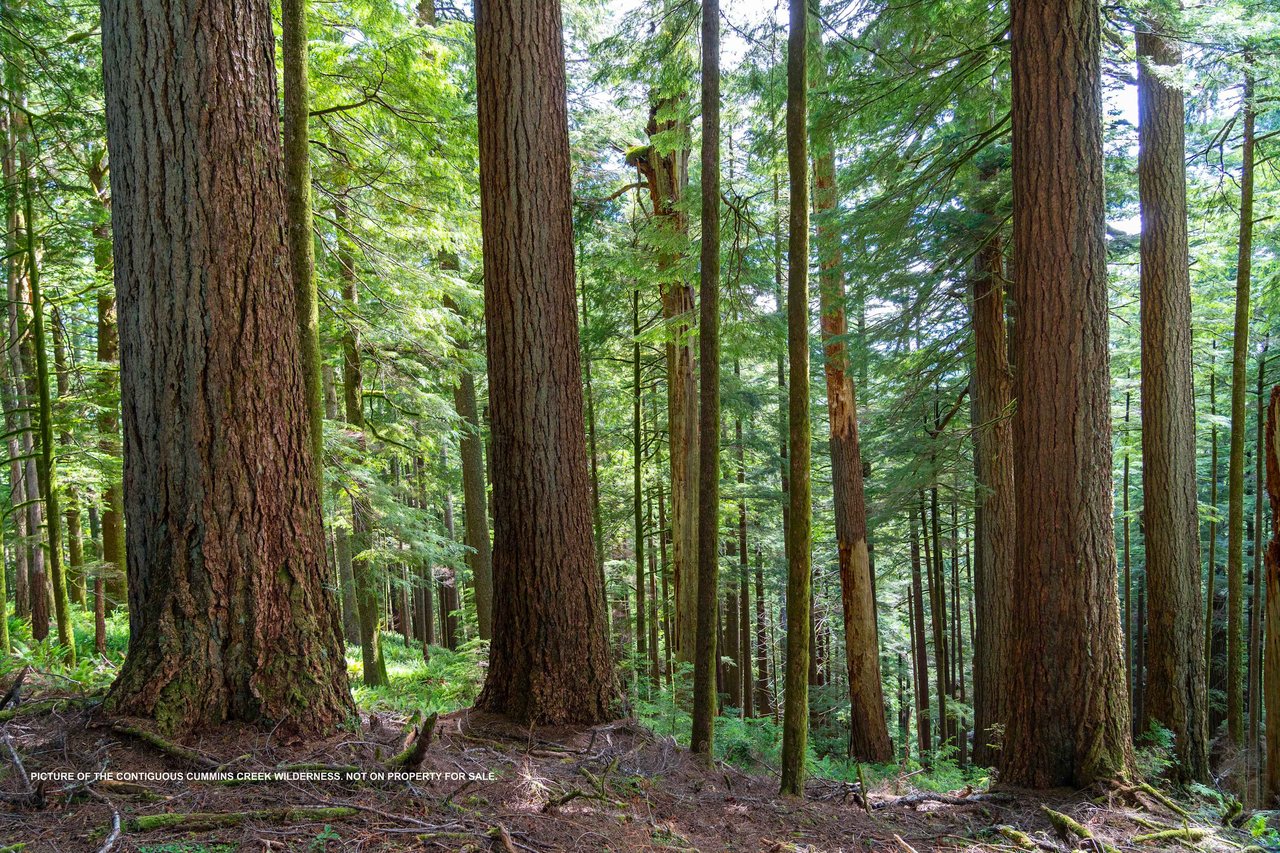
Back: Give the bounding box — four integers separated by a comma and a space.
87, 160, 125, 616
1250, 343, 1268, 772
52, 310, 86, 608
634, 289, 648, 671
1261, 387, 1280, 802
1227, 73, 1256, 748
779, 0, 811, 796
909, 513, 932, 756
811, 33, 891, 763
335, 189, 388, 687
1001, 0, 1134, 787
100, 0, 354, 732
473, 0, 616, 723
737, 402, 753, 719
454, 366, 492, 640
970, 159, 1014, 769
632, 85, 698, 667
691, 0, 721, 757
1136, 16, 1209, 781
20, 137, 74, 661
89, 506, 105, 654
1207, 352, 1221, 723
282, 0, 323, 482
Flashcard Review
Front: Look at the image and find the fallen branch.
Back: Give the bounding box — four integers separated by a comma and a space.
874, 790, 1010, 809
489, 823, 517, 853
0, 667, 29, 711
995, 825, 1036, 850
126, 806, 357, 832
96, 809, 121, 853
385, 712, 437, 771
893, 834, 920, 853
1132, 826, 1208, 844
1136, 782, 1192, 820
0, 697, 85, 723
110, 723, 220, 769
1040, 806, 1118, 853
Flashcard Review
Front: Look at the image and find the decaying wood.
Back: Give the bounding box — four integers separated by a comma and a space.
385, 711, 437, 771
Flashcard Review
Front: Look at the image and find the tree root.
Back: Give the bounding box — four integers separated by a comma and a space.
0, 667, 30, 711
125, 806, 357, 832
385, 712, 437, 771
110, 723, 219, 769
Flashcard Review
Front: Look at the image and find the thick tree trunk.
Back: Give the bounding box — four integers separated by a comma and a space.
1001, 0, 1134, 787
1227, 73, 1256, 747
473, 0, 615, 724
780, 0, 811, 795
1136, 19, 1209, 782
100, 0, 355, 733
969, 161, 1015, 769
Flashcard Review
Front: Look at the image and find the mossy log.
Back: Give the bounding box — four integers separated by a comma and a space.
1132, 826, 1208, 843
126, 806, 357, 832
994, 825, 1035, 850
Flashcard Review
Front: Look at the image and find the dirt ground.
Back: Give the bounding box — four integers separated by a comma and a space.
0, 682, 1270, 851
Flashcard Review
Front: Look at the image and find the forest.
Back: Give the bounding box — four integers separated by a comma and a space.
0, 0, 1277, 849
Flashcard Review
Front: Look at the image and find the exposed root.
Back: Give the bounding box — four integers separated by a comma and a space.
109, 722, 220, 769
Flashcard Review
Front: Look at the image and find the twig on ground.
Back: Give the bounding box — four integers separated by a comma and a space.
96, 808, 121, 853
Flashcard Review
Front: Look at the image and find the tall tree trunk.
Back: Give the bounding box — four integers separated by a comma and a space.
454, 367, 492, 640
691, 0, 721, 759
754, 546, 770, 716
737, 402, 753, 718
780, 0, 811, 794
100, 0, 355, 733
969, 160, 1014, 767
812, 33, 891, 764
87, 159, 125, 616
909, 513, 932, 756
1261, 387, 1280, 802
323, 365, 360, 644
438, 454, 460, 651
632, 84, 698, 667
282, 0, 323, 483
1227, 72, 1256, 748
335, 189, 388, 687
1001, 0, 1134, 787
473, 0, 615, 724
1208, 350, 1221, 712
634, 288, 648, 671
52, 310, 86, 609
20, 136, 74, 661
1251, 346, 1269, 771
1136, 16, 1209, 782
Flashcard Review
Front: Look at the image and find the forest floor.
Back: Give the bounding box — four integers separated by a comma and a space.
0, 673, 1274, 852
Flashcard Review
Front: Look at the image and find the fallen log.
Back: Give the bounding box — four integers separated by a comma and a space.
125, 806, 358, 832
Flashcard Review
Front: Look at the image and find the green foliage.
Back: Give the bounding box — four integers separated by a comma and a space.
348, 634, 486, 715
